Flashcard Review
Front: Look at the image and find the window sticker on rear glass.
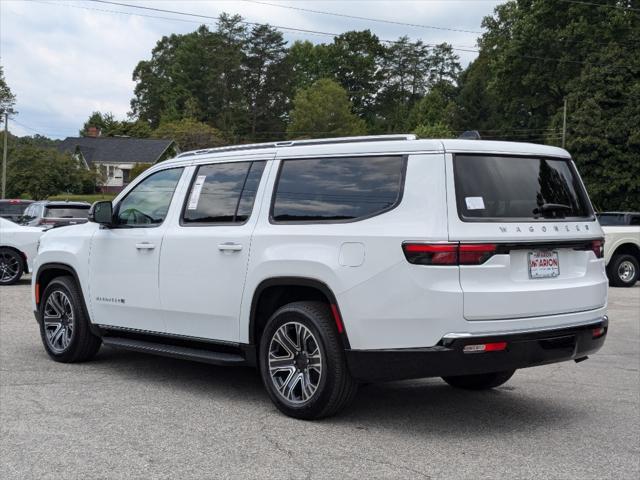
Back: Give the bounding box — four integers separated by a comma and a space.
465, 196, 485, 210
187, 175, 207, 210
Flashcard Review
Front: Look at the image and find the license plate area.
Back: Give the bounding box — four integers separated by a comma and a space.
528, 250, 559, 279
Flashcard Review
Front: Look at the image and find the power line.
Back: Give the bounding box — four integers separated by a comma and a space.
10, 118, 72, 138
241, 0, 483, 35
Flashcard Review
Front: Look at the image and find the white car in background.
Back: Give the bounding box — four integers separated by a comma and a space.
598, 212, 640, 287
0, 217, 44, 285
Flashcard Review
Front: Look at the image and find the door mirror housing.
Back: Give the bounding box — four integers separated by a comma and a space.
89, 201, 114, 226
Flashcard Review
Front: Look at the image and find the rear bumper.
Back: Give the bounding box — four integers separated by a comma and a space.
346, 317, 608, 382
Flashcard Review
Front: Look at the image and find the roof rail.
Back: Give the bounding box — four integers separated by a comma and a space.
176, 134, 417, 158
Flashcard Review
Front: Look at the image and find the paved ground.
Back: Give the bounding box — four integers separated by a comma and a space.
1, 278, 638, 479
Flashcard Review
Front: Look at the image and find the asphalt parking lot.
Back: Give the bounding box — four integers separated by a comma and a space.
1, 278, 638, 479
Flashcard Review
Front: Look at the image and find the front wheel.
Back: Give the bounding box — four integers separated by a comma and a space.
442, 370, 515, 390
39, 276, 102, 363
259, 301, 357, 420
607, 254, 639, 287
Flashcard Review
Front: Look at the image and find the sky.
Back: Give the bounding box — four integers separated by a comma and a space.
0, 0, 503, 139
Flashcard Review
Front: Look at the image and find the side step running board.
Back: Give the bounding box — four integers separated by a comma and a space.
102, 337, 247, 366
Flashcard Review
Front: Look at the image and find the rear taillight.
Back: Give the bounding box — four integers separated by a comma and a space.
591, 239, 604, 258
403, 243, 497, 266
402, 244, 458, 265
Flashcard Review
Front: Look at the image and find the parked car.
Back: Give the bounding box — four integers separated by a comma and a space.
0, 199, 33, 222
0, 217, 44, 285
20, 201, 90, 228
32, 136, 608, 419
597, 212, 640, 287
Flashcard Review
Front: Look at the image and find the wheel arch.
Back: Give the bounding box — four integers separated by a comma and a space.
611, 242, 640, 262
248, 277, 350, 349
35, 263, 97, 333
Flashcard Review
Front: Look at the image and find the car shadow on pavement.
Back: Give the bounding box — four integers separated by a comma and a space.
92, 345, 581, 435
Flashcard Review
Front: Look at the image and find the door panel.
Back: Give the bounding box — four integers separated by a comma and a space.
160, 158, 272, 342
89, 167, 186, 331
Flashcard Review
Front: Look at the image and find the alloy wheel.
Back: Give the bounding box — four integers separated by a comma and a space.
43, 290, 75, 354
268, 322, 323, 404
0, 251, 21, 283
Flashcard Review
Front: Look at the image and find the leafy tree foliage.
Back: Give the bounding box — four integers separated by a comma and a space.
80, 111, 151, 138
287, 79, 366, 139
1, 134, 96, 199
151, 118, 225, 151
129, 163, 153, 181
413, 122, 455, 139
0, 65, 16, 121
454, 0, 640, 210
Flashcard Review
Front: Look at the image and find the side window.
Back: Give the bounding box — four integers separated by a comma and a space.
182, 161, 266, 225
272, 156, 405, 223
630, 215, 640, 226
115, 168, 184, 227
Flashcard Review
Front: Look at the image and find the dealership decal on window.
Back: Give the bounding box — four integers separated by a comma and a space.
465, 196, 485, 210
187, 175, 207, 210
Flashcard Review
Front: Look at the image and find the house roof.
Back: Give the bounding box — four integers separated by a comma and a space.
58, 137, 175, 166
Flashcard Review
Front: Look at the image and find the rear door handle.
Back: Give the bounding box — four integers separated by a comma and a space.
135, 242, 156, 250
218, 242, 243, 252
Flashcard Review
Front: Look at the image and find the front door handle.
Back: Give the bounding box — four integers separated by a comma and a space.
218, 242, 243, 252
135, 242, 156, 250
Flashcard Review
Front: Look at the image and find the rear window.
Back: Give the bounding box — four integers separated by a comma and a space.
453, 155, 592, 221
597, 214, 627, 226
0, 203, 29, 215
45, 207, 90, 219
272, 156, 405, 223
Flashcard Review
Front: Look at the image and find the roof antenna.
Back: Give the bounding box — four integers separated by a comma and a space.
459, 130, 481, 140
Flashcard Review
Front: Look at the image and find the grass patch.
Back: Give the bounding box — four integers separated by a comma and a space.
48, 193, 116, 203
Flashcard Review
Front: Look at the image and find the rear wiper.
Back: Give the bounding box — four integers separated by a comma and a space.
532, 203, 572, 216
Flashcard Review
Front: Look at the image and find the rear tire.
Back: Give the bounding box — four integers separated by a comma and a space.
0, 248, 24, 285
607, 254, 638, 287
39, 276, 102, 363
442, 370, 515, 390
259, 301, 357, 420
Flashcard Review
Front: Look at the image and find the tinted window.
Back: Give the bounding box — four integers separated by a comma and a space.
454, 155, 591, 220
116, 168, 183, 226
630, 215, 640, 226
597, 214, 627, 226
272, 156, 405, 222
182, 161, 265, 224
0, 203, 30, 215
45, 207, 89, 218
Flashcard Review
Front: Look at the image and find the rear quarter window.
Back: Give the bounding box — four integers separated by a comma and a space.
45, 207, 90, 218
453, 154, 593, 222
271, 156, 406, 223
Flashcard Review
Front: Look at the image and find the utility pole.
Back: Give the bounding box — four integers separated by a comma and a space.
1, 112, 8, 199
562, 97, 567, 149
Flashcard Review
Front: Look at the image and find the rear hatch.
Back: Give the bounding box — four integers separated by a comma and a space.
42, 204, 90, 226
447, 153, 606, 321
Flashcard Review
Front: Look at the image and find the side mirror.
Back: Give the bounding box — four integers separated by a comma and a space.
89, 201, 114, 226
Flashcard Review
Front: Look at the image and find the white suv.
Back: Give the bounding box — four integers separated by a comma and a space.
32, 135, 609, 419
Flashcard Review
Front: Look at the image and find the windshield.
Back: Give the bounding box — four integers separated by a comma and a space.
45, 207, 90, 219
453, 155, 592, 221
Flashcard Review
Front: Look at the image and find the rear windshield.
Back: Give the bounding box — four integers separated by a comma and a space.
453, 155, 592, 221
0, 204, 29, 215
597, 214, 627, 226
44, 207, 90, 218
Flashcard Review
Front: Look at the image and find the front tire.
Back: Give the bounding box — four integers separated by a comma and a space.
0, 248, 24, 285
39, 276, 102, 363
442, 370, 515, 390
259, 301, 357, 420
607, 253, 639, 287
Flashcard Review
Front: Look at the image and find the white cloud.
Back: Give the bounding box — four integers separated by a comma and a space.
1, 0, 502, 139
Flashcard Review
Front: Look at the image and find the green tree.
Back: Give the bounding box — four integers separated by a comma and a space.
80, 112, 151, 138
0, 65, 16, 122
287, 79, 366, 139
413, 122, 455, 139
5, 144, 96, 199
244, 24, 290, 138
129, 163, 153, 181
327, 30, 385, 122
152, 118, 225, 151
287, 40, 332, 92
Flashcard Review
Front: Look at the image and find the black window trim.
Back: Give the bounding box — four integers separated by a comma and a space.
111, 166, 186, 229
269, 154, 408, 225
452, 152, 596, 223
179, 160, 267, 228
